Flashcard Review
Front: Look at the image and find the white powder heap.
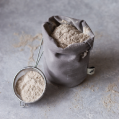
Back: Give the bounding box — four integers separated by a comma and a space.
16, 71, 45, 103
52, 24, 89, 48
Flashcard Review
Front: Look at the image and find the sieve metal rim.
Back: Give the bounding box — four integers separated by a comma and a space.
13, 66, 47, 105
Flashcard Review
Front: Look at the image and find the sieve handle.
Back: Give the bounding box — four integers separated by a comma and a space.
35, 39, 44, 68
20, 101, 26, 108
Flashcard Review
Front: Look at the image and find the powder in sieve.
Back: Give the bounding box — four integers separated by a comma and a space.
51, 24, 89, 48
16, 71, 45, 103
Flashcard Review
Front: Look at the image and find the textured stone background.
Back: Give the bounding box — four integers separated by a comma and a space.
0, 0, 119, 119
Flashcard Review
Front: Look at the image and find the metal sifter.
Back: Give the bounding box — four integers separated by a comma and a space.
13, 39, 46, 107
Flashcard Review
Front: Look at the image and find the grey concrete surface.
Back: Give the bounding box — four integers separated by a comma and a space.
0, 0, 119, 119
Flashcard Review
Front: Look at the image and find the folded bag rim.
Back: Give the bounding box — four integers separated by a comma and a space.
42, 16, 94, 54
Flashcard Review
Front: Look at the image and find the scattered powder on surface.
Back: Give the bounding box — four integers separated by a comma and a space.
106, 82, 117, 92
28, 45, 40, 63
16, 71, 45, 103
103, 94, 114, 111
51, 24, 89, 48
14, 32, 42, 48
13, 32, 43, 64
102, 81, 119, 112
89, 85, 95, 92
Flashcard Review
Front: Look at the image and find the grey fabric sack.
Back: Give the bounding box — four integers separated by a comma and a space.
42, 16, 95, 87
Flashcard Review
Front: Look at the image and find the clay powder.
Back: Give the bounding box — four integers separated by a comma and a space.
16, 71, 45, 103
52, 24, 89, 48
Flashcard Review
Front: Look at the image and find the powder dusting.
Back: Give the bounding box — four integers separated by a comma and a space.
14, 32, 42, 48
102, 81, 119, 112
16, 71, 45, 103
51, 24, 89, 48
14, 32, 43, 64
28, 45, 40, 63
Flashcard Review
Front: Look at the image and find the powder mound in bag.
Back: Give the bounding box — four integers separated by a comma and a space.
16, 71, 45, 103
51, 24, 89, 48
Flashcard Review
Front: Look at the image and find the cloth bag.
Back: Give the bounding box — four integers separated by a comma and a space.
42, 16, 95, 87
